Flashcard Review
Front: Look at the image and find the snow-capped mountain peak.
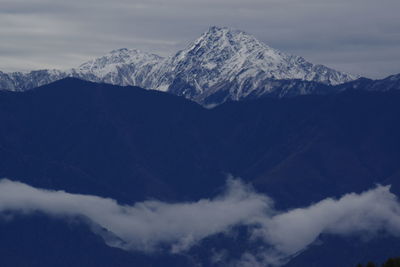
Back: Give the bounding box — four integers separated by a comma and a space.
174, 26, 284, 68
77, 48, 163, 76
0, 26, 360, 105
150, 26, 358, 102
191, 26, 278, 56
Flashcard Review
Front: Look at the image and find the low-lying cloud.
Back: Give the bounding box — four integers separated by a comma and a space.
1, 178, 400, 266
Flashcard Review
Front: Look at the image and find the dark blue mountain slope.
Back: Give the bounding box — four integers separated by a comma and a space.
0, 78, 400, 266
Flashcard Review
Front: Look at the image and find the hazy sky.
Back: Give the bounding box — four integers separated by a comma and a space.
0, 0, 399, 78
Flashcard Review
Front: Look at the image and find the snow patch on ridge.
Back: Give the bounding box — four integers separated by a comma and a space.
0, 26, 358, 105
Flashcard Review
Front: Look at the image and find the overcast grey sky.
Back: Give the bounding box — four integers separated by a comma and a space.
0, 0, 399, 78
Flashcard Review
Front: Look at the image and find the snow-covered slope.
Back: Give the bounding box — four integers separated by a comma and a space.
76, 48, 163, 87
0, 69, 68, 92
0, 26, 359, 105
154, 26, 357, 103
0, 49, 163, 91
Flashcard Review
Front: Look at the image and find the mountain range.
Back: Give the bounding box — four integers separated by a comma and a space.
0, 26, 365, 106
1, 25, 400, 267
1, 78, 400, 267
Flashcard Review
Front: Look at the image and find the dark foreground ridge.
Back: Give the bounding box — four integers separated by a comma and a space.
354, 257, 400, 267
1, 78, 400, 267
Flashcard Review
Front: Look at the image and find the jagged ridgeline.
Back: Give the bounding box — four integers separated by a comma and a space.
355, 257, 400, 267
0, 26, 359, 105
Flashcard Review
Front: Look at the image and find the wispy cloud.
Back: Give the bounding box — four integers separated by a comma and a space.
0, 178, 400, 266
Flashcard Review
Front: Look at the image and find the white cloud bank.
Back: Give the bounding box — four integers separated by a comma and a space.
0, 178, 400, 266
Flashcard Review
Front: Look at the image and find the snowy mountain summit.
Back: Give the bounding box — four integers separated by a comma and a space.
0, 26, 358, 105
152, 26, 357, 103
